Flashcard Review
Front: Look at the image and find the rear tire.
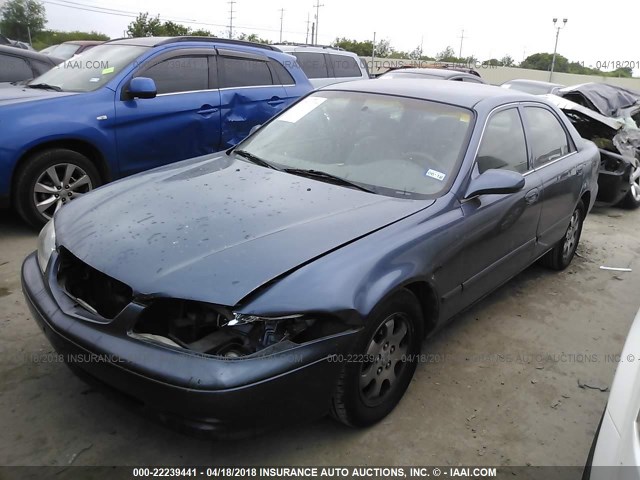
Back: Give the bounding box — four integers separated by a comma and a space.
13, 148, 101, 229
330, 289, 423, 427
540, 200, 585, 271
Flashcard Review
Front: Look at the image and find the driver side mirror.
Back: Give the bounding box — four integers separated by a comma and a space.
464, 169, 525, 199
249, 124, 262, 136
127, 77, 157, 99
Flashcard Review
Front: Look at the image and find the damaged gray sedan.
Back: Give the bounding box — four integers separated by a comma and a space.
22, 80, 599, 434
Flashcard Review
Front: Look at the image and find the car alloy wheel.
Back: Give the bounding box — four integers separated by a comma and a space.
33, 163, 93, 220
562, 208, 581, 264
359, 313, 411, 407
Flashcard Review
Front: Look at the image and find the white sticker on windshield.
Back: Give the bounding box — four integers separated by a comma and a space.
278, 96, 327, 123
89, 77, 100, 82
425, 169, 446, 181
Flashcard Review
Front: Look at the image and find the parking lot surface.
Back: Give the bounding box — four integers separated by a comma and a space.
1, 205, 639, 468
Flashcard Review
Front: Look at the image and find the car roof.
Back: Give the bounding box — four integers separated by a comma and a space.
322, 78, 540, 109
273, 44, 356, 55
0, 44, 61, 63
61, 40, 104, 46
503, 78, 564, 87
105, 36, 279, 51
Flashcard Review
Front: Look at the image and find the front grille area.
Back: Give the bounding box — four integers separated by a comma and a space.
57, 247, 133, 319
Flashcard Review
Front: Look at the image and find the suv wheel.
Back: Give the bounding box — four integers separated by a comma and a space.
14, 149, 101, 228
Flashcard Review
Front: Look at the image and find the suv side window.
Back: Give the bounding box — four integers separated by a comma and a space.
268, 59, 295, 85
476, 108, 528, 174
292, 52, 328, 79
219, 56, 273, 88
0, 54, 33, 82
328, 54, 361, 78
523, 106, 571, 168
139, 56, 208, 94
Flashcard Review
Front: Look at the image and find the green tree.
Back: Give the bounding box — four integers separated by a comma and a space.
436, 46, 457, 62
520, 52, 569, 72
190, 28, 212, 37
127, 12, 163, 37
161, 20, 190, 36
608, 67, 633, 78
483, 58, 500, 66
500, 55, 515, 67
0, 0, 46, 42
236, 32, 271, 44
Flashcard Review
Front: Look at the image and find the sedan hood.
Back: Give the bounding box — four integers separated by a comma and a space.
0, 84, 77, 106
55, 154, 432, 306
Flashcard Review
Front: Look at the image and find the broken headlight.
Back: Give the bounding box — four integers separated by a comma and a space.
37, 219, 56, 273
133, 299, 321, 358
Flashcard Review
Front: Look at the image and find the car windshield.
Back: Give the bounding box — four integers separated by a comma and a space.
28, 44, 149, 92
41, 43, 80, 59
237, 90, 474, 199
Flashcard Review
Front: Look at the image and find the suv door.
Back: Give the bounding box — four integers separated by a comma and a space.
114, 51, 221, 176
459, 106, 543, 307
521, 104, 582, 254
217, 50, 287, 148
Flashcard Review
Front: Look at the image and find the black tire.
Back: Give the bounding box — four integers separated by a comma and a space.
13, 148, 101, 229
617, 164, 640, 209
539, 200, 585, 271
330, 289, 423, 427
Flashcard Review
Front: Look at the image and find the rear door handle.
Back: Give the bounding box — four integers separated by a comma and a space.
197, 104, 219, 115
267, 96, 284, 106
524, 188, 539, 205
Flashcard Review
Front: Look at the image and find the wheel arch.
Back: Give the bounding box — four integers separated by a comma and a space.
11, 139, 111, 203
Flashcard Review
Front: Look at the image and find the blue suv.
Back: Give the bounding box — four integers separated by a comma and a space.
0, 37, 312, 227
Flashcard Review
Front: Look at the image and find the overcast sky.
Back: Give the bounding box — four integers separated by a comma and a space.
41, 0, 639, 74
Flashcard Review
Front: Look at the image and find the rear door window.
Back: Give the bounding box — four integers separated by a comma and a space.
292, 52, 328, 79
523, 106, 571, 168
218, 56, 273, 87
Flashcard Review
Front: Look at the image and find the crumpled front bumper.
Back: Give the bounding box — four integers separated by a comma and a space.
21, 252, 358, 435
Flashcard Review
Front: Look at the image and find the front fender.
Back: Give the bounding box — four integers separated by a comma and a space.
238, 197, 462, 326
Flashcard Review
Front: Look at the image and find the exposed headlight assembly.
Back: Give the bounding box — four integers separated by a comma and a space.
133, 299, 334, 358
37, 219, 56, 273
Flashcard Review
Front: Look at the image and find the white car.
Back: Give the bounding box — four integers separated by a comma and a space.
585, 307, 640, 479
273, 44, 369, 88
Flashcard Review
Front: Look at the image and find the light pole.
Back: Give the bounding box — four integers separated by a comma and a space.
549, 18, 567, 82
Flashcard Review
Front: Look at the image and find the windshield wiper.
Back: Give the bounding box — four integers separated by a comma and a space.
26, 83, 63, 92
234, 149, 280, 170
283, 168, 376, 193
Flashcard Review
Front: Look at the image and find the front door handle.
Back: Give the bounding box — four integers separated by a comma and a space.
267, 96, 284, 106
524, 188, 539, 205
576, 165, 584, 175
197, 104, 219, 115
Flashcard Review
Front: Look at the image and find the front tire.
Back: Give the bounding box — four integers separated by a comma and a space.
13, 149, 101, 228
330, 289, 423, 427
540, 200, 585, 271
618, 164, 640, 209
